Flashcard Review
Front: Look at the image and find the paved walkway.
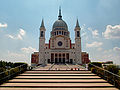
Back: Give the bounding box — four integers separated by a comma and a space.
0, 64, 118, 90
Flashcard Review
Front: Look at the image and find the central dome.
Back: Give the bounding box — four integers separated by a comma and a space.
52, 19, 68, 31
52, 8, 68, 31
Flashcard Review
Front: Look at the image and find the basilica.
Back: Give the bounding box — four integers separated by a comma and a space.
31, 8, 90, 66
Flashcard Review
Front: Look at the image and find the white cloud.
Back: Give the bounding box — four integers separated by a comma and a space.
103, 49, 112, 54
7, 28, 26, 40
102, 47, 120, 64
17, 34, 23, 40
81, 32, 86, 37
81, 24, 86, 30
103, 47, 120, 54
0, 23, 7, 28
7, 34, 15, 39
97, 47, 103, 51
19, 29, 26, 36
5, 50, 31, 65
90, 47, 120, 65
86, 41, 103, 48
92, 30, 99, 37
102, 25, 120, 39
88, 27, 99, 38
21, 46, 37, 53
113, 47, 120, 52
7, 50, 25, 57
88, 27, 92, 31
81, 24, 87, 37
1, 46, 37, 65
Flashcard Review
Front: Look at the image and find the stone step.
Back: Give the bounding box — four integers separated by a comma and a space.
0, 88, 118, 90
14, 76, 101, 79
7, 81, 107, 83
13, 78, 102, 79
24, 71, 92, 74
19, 74, 97, 76
8, 79, 107, 83
20, 73, 96, 76
0, 82, 113, 87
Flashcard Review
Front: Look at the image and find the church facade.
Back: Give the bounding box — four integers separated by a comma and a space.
31, 8, 83, 66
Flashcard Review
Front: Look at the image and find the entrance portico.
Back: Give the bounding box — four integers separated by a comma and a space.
49, 53, 72, 64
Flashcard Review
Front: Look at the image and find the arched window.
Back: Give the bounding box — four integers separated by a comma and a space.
62, 31, 63, 35
77, 31, 80, 37
59, 31, 61, 34
54, 32, 56, 35
40, 31, 43, 37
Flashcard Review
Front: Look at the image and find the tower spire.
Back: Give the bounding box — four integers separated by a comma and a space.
40, 19, 44, 28
76, 19, 80, 28
58, 6, 62, 20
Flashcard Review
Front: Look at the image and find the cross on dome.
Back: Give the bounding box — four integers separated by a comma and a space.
58, 6, 62, 20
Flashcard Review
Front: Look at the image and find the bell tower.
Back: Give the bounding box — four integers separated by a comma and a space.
39, 19, 46, 65
74, 19, 82, 64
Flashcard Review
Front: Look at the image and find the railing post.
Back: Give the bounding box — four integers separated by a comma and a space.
8, 69, 10, 80
113, 75, 115, 86
104, 70, 105, 80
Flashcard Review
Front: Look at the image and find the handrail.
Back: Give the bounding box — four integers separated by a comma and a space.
48, 63, 55, 70
89, 63, 120, 88
65, 63, 71, 69
76, 64, 87, 70
90, 63, 120, 78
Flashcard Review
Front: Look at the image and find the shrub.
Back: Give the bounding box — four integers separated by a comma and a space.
9, 68, 14, 75
91, 62, 102, 67
5, 71, 9, 76
0, 67, 5, 72
13, 67, 19, 74
97, 68, 104, 78
91, 67, 97, 73
105, 65, 119, 74
88, 62, 102, 70
118, 70, 120, 76
115, 77, 120, 89
0, 61, 28, 84
14, 62, 28, 67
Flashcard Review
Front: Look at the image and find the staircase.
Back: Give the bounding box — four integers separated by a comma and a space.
0, 65, 118, 90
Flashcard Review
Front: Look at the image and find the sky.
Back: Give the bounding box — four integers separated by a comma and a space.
0, 0, 120, 65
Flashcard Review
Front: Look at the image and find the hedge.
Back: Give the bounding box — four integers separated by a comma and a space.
0, 62, 28, 84
88, 62, 102, 70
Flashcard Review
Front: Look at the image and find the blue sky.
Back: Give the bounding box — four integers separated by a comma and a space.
0, 0, 120, 65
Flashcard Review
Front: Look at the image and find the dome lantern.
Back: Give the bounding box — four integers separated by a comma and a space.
52, 8, 68, 31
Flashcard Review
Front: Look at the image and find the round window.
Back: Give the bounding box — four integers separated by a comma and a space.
58, 41, 62, 46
